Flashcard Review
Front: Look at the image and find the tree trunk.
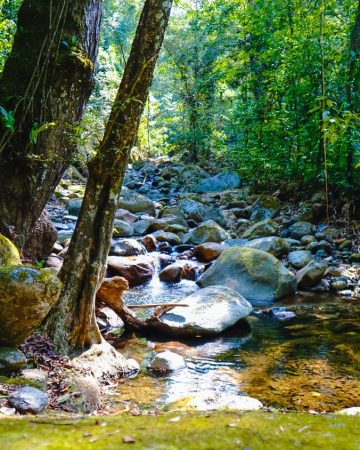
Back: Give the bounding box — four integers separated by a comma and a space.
0, 0, 102, 253
45, 0, 173, 354
346, 0, 360, 185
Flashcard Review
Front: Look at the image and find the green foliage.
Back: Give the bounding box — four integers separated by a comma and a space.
0, 0, 21, 72
29, 122, 56, 145
0, 105, 14, 130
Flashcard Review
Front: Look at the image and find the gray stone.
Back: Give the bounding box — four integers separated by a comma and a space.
107, 255, 156, 286
67, 198, 83, 216
110, 238, 145, 257
133, 219, 154, 236
241, 219, 279, 240
179, 198, 225, 226
118, 186, 155, 216
194, 172, 241, 193
148, 351, 186, 372
20, 369, 48, 390
198, 247, 297, 305
9, 386, 49, 414
288, 250, 312, 269
245, 236, 290, 257
288, 221, 315, 239
0, 348, 26, 374
112, 219, 134, 238
184, 220, 230, 245
296, 260, 328, 289
153, 286, 252, 336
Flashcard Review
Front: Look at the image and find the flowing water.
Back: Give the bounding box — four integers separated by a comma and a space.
110, 271, 360, 414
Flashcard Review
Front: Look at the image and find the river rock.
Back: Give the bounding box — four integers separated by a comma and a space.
151, 215, 188, 231
159, 261, 197, 282
241, 219, 279, 240
159, 206, 185, 219
245, 236, 290, 257
197, 247, 297, 305
179, 198, 225, 226
288, 221, 315, 239
195, 243, 225, 262
155, 231, 181, 245
148, 351, 186, 372
0, 233, 21, 266
193, 172, 241, 193
296, 260, 328, 289
0, 348, 27, 374
112, 219, 134, 238
107, 255, 155, 286
133, 218, 154, 235
115, 208, 137, 224
9, 386, 49, 414
118, 186, 155, 216
0, 267, 61, 347
288, 250, 312, 269
110, 239, 146, 257
153, 286, 252, 337
184, 220, 230, 245
67, 198, 82, 216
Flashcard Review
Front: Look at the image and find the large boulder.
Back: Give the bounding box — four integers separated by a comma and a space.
241, 219, 279, 240
194, 172, 241, 193
152, 286, 252, 337
0, 266, 61, 347
244, 236, 290, 258
107, 255, 156, 286
110, 239, 146, 257
195, 243, 225, 262
118, 186, 155, 216
296, 260, 328, 289
184, 220, 230, 245
0, 233, 21, 266
112, 219, 134, 238
197, 247, 297, 305
159, 261, 197, 282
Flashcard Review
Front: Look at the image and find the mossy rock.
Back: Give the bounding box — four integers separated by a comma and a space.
0, 266, 61, 347
0, 234, 21, 266
198, 247, 297, 305
242, 219, 279, 240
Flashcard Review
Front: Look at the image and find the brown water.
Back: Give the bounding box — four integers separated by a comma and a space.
109, 278, 360, 414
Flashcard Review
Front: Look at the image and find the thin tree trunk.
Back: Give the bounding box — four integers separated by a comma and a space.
45, 0, 173, 354
0, 0, 102, 253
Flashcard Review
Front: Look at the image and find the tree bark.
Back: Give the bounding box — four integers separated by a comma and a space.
0, 0, 102, 253
45, 0, 173, 354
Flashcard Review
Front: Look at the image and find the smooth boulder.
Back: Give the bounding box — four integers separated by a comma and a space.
153, 286, 252, 337
288, 250, 312, 269
118, 186, 155, 216
0, 267, 61, 347
9, 386, 49, 414
194, 172, 241, 193
241, 219, 279, 240
197, 247, 297, 305
184, 220, 230, 245
148, 351, 186, 372
296, 260, 328, 289
0, 233, 21, 266
195, 243, 225, 262
107, 255, 156, 286
244, 236, 290, 257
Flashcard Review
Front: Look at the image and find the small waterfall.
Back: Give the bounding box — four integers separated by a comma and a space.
148, 253, 163, 301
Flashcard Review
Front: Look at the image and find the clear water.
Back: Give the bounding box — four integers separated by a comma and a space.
111, 277, 360, 413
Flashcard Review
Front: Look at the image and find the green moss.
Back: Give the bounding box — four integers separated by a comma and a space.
0, 234, 21, 266
0, 412, 359, 449
0, 375, 41, 389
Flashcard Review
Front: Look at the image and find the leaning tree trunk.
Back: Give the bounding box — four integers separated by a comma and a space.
0, 0, 102, 254
44, 0, 173, 354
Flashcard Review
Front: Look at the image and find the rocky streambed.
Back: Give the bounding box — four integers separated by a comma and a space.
1, 158, 360, 417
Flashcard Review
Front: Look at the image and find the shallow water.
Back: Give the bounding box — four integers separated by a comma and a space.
111, 277, 360, 413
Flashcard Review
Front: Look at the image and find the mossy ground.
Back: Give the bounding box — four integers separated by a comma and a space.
0, 412, 359, 450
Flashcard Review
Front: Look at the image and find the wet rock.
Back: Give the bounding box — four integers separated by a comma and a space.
107, 256, 155, 286
0, 267, 61, 347
113, 219, 134, 238
195, 243, 225, 262
148, 351, 186, 372
198, 247, 297, 305
9, 386, 49, 414
241, 219, 279, 240
184, 220, 230, 245
153, 286, 252, 337
288, 221, 315, 240
193, 172, 241, 193
296, 260, 328, 289
0, 348, 27, 374
118, 186, 155, 216
245, 236, 290, 257
110, 239, 146, 257
67, 198, 82, 216
0, 233, 21, 266
179, 198, 225, 227
141, 235, 157, 252
288, 250, 312, 269
159, 261, 197, 283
